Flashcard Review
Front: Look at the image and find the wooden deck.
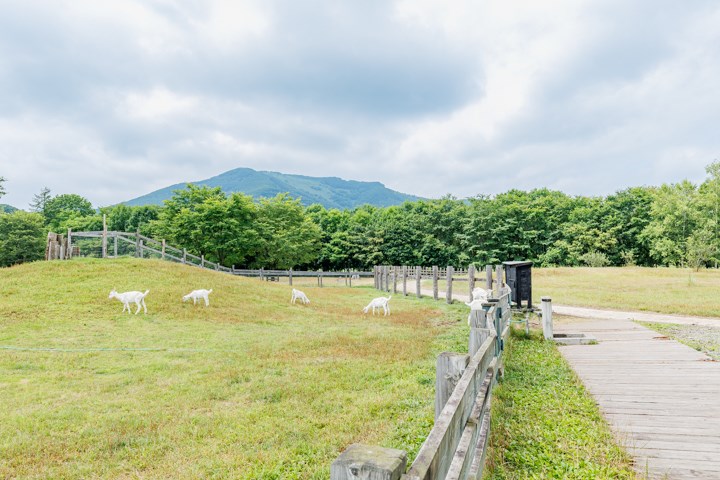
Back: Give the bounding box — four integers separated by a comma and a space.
556, 316, 720, 480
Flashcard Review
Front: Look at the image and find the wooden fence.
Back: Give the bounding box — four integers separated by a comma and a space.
372, 264, 504, 303
332, 266, 512, 480
47, 219, 372, 285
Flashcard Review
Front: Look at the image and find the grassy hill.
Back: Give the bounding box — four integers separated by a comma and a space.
0, 258, 464, 478
123, 167, 423, 209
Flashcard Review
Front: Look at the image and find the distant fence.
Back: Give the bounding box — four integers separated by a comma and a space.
46, 220, 372, 286
332, 266, 512, 480
372, 264, 505, 303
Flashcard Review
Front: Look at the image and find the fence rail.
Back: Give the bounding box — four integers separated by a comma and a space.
46, 220, 372, 285
332, 265, 512, 480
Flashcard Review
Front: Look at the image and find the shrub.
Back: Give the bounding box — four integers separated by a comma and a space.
580, 251, 610, 267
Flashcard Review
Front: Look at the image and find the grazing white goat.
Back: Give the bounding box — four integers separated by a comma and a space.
109, 289, 149, 314
183, 289, 213, 306
363, 296, 392, 316
291, 288, 310, 305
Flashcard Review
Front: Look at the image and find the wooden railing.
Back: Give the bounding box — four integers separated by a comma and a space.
332, 269, 512, 480
372, 265, 505, 302
51, 226, 373, 284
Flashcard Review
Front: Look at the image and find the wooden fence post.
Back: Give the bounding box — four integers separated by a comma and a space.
383, 266, 389, 292
446, 266, 453, 304
541, 297, 553, 340
161, 239, 166, 260
101, 215, 107, 259
435, 352, 470, 421
416, 266, 422, 298
495, 265, 504, 297
320, 271, 324, 287
113, 233, 118, 257
468, 309, 493, 357
402, 266, 407, 296
468, 264, 475, 299
432, 266, 439, 300
182, 248, 187, 264
67, 229, 73, 259
289, 268, 293, 286
135, 229, 141, 258
392, 266, 398, 294
201, 255, 205, 268
485, 265, 493, 290
330, 444, 407, 480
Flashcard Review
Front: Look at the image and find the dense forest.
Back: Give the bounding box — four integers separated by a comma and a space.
2, 162, 720, 270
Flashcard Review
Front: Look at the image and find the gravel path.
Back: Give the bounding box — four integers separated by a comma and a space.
640, 322, 720, 360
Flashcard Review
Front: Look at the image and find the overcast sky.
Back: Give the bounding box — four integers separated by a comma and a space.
2, 0, 720, 208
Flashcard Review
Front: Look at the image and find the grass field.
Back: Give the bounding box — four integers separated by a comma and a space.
0, 258, 469, 479
484, 330, 637, 480
533, 267, 720, 318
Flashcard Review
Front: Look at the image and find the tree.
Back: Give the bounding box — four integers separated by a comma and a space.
252, 194, 322, 269
0, 211, 46, 267
151, 185, 258, 265
0, 176, 6, 199
44, 194, 95, 231
29, 187, 52, 214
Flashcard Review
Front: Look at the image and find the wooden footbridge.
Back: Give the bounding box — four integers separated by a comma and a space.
556, 314, 720, 480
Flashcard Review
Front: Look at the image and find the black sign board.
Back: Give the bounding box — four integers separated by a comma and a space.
502, 261, 533, 309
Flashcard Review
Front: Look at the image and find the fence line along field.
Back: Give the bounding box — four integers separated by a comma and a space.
0, 258, 468, 479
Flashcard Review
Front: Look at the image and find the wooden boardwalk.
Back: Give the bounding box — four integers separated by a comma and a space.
556, 316, 720, 479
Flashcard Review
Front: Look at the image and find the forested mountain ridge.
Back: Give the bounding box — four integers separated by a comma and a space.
123, 167, 422, 209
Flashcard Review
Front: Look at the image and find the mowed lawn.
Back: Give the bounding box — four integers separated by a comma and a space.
0, 258, 468, 479
534, 266, 720, 318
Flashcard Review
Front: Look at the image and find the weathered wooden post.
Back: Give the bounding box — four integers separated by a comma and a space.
67, 228, 73, 259
139, 240, 145, 258
495, 265, 504, 297
113, 233, 118, 257
330, 444, 407, 480
373, 266, 378, 289
435, 352, 470, 420
486, 265, 493, 290
432, 266, 439, 300
320, 271, 324, 287
135, 229, 141, 258
161, 239, 166, 260
402, 266, 407, 296
182, 248, 187, 264
468, 264, 475, 299
469, 308, 493, 357
383, 266, 389, 292
541, 297, 553, 340
392, 267, 398, 294
201, 255, 205, 268
446, 266, 453, 304
415, 266, 422, 298
59, 234, 66, 261
289, 268, 293, 286
101, 215, 107, 259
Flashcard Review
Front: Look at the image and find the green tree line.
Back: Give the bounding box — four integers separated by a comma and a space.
2, 162, 720, 269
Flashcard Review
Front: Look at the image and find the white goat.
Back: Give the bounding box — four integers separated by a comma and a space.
363, 296, 392, 316
109, 289, 149, 314
291, 288, 310, 305
183, 289, 213, 306
471, 287, 490, 302
465, 299, 496, 334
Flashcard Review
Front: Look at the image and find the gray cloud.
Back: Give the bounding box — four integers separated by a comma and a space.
1, 0, 719, 209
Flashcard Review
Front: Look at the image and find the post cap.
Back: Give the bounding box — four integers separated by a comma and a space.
331, 444, 407, 480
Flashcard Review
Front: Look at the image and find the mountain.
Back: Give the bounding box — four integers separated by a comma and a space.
123, 167, 423, 209
0, 204, 18, 213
